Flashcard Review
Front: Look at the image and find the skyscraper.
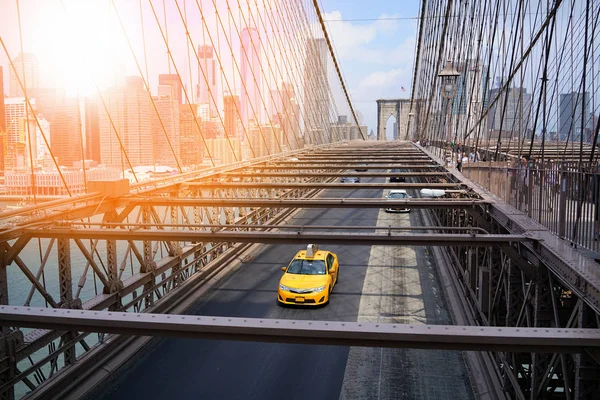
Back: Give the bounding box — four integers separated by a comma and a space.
85, 96, 101, 163
224, 94, 241, 139
303, 38, 329, 143
559, 92, 590, 142
270, 82, 300, 149
197, 45, 218, 117
240, 28, 262, 128
51, 96, 82, 167
487, 87, 532, 138
179, 104, 203, 167
98, 76, 152, 169
158, 74, 183, 104
9, 53, 39, 97
0, 66, 5, 171
152, 85, 180, 167
4, 97, 33, 169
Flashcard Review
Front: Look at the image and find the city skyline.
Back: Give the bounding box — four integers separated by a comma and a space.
1, 0, 597, 182
2, 48, 597, 174
0, 41, 355, 179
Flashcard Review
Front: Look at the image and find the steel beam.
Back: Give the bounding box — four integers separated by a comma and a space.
221, 171, 441, 178
57, 238, 76, 366
253, 165, 440, 170
126, 198, 482, 208
27, 229, 531, 246
283, 158, 433, 163
1, 307, 599, 353
192, 182, 457, 188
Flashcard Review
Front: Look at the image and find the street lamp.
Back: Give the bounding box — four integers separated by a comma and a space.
438, 60, 460, 99
437, 60, 461, 159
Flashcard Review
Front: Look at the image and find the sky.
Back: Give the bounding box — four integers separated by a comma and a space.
0, 0, 421, 135
319, 0, 420, 132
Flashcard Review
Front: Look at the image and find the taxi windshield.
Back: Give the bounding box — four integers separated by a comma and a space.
286, 259, 326, 275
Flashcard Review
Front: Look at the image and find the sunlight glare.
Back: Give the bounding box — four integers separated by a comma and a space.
33, 1, 129, 97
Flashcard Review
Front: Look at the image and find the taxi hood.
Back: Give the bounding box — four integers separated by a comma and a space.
280, 273, 328, 288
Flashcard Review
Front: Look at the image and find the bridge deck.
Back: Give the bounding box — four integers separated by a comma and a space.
87, 176, 474, 400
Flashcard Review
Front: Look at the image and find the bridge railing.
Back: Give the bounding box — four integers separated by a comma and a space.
461, 162, 600, 253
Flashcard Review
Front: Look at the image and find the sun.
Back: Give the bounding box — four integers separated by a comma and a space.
32, 0, 131, 97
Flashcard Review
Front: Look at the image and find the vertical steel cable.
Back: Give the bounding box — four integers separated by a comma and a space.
311, 0, 364, 139
268, 0, 321, 146
406, 0, 427, 140
0, 37, 74, 196
464, 0, 564, 142
77, 87, 88, 193
16, 0, 38, 203
182, 0, 258, 160
243, 0, 300, 150
58, 0, 141, 183
227, 1, 283, 154
279, 0, 326, 145
250, 0, 301, 150
213, 1, 243, 161
183, 0, 195, 105
146, 0, 216, 167
206, 0, 270, 158
162, 0, 171, 75
296, 0, 344, 143
139, 0, 150, 85
421, 0, 455, 150
110, 0, 184, 173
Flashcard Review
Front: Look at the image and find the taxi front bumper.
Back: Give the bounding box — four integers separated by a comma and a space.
277, 288, 328, 305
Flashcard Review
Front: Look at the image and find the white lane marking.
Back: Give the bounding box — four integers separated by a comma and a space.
339, 192, 426, 400
356, 207, 424, 324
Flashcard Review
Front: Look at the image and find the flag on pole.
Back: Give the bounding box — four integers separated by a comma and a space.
401, 86, 406, 92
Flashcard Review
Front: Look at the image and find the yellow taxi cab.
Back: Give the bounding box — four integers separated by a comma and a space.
277, 244, 339, 306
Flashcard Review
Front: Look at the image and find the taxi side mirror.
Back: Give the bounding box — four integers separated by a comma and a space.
281, 267, 287, 271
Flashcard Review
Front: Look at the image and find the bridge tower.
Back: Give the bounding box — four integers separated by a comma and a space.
376, 99, 411, 140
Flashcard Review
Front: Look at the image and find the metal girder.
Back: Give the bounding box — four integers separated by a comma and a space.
187, 182, 462, 189
221, 171, 440, 178
67, 223, 492, 234
57, 238, 76, 366
27, 229, 531, 246
4, 234, 32, 266
282, 158, 432, 163
0, 193, 104, 221
0, 198, 128, 242
1, 307, 599, 353
253, 165, 440, 170
0, 243, 7, 309
125, 198, 483, 208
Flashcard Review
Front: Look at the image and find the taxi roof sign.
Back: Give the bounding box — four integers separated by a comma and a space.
306, 244, 318, 258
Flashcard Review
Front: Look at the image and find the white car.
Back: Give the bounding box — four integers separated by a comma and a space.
385, 189, 410, 212
420, 189, 446, 198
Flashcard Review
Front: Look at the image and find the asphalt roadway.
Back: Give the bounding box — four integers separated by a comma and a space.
91, 178, 474, 400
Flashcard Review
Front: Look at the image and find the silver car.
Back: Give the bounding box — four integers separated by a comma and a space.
385, 189, 410, 212
341, 177, 360, 183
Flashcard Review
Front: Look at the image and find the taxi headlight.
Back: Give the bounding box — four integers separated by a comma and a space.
279, 284, 292, 291
312, 286, 326, 293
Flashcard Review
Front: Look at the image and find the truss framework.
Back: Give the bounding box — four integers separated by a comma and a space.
0, 142, 599, 399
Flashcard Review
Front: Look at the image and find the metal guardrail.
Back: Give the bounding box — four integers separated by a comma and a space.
461, 163, 600, 253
